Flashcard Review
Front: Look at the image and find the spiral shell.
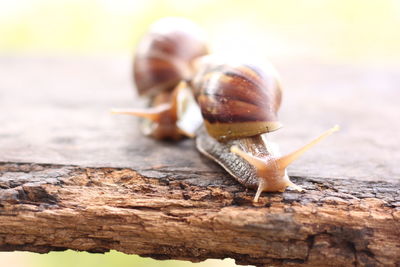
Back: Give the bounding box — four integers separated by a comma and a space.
192, 59, 282, 141
134, 17, 208, 96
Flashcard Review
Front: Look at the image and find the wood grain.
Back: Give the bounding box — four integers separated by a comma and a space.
0, 57, 399, 266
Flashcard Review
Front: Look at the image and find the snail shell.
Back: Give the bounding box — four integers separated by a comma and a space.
191, 58, 282, 141
113, 17, 207, 140
134, 17, 209, 97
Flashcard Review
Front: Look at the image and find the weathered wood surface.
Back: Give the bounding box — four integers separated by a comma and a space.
0, 57, 399, 266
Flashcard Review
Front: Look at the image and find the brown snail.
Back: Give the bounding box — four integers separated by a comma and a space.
112, 17, 208, 140
192, 58, 339, 202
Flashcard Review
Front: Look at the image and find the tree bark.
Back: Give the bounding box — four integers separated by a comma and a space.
0, 57, 400, 266
1, 162, 399, 266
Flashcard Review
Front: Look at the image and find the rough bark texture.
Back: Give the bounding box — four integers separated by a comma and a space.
1, 162, 399, 266
0, 57, 400, 266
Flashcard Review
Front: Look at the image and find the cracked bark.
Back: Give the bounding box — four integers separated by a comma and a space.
1, 57, 400, 266
1, 162, 399, 266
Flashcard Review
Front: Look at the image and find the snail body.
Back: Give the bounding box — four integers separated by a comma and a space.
196, 126, 288, 190
193, 59, 338, 202
113, 17, 208, 140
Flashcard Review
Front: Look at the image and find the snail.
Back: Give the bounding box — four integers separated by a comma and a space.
111, 19, 338, 201
112, 17, 208, 140
192, 58, 339, 202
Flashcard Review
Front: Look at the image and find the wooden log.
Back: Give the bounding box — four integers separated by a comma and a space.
0, 57, 399, 266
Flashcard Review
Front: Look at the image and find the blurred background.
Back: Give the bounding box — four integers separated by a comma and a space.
1, 0, 400, 63
1, 0, 399, 266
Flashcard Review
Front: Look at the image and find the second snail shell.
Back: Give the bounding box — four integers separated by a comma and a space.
133, 17, 209, 97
